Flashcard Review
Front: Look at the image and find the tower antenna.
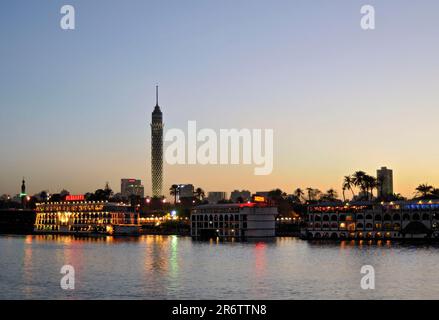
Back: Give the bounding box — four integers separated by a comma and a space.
156, 85, 159, 106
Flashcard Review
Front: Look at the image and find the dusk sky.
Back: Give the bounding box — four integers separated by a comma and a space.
1, 0, 439, 198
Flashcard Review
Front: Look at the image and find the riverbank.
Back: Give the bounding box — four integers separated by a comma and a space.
141, 221, 191, 236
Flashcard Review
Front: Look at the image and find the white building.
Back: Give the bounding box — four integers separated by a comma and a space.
207, 192, 227, 204
191, 202, 277, 239
35, 200, 140, 236
303, 201, 439, 240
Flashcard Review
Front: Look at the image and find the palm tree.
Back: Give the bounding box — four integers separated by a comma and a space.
312, 189, 322, 202
392, 193, 405, 201
342, 186, 347, 202
268, 189, 286, 204
430, 188, 439, 199
323, 189, 338, 202
304, 187, 324, 202
194, 187, 205, 201
363, 175, 377, 200
169, 184, 179, 204
353, 171, 367, 195
343, 175, 355, 200
415, 184, 434, 198
370, 176, 378, 200
293, 188, 305, 203
306, 187, 314, 202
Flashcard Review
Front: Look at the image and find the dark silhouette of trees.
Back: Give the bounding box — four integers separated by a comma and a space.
293, 188, 305, 203
415, 184, 434, 199
169, 184, 179, 204
194, 187, 205, 201
342, 175, 355, 201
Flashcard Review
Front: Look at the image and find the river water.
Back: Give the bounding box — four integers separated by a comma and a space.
1, 234, 438, 299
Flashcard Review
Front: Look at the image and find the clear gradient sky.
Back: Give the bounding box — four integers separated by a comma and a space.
1, 0, 439, 198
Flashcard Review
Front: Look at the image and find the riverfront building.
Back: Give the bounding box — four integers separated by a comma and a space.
191, 198, 277, 240
34, 196, 140, 235
303, 201, 439, 240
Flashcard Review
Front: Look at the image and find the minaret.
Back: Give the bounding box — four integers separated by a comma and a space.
20, 178, 27, 208
20, 178, 26, 196
151, 86, 163, 197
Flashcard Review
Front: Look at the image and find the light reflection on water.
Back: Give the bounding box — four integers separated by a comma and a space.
1, 235, 439, 299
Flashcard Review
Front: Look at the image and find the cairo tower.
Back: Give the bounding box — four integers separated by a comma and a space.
151, 86, 163, 197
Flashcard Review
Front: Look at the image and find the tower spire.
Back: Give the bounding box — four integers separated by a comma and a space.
156, 85, 159, 107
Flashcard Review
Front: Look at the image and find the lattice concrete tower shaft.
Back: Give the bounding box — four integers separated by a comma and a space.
151, 85, 163, 197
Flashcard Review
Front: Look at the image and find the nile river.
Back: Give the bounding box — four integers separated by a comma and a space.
1, 234, 439, 299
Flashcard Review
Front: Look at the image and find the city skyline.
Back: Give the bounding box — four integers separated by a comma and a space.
0, 164, 426, 201
1, 1, 439, 197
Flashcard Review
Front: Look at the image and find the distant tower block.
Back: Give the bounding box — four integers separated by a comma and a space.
151, 85, 164, 197
377, 166, 393, 198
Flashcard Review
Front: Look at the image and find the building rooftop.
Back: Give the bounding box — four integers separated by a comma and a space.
194, 202, 273, 210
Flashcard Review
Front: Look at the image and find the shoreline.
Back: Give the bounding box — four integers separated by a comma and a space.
3, 231, 439, 244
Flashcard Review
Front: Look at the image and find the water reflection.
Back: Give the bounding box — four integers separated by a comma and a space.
254, 242, 266, 278
2, 235, 439, 299
169, 235, 179, 278
22, 235, 33, 297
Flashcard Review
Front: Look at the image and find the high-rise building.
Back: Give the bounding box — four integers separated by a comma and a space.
230, 190, 251, 203
178, 184, 195, 199
377, 166, 393, 198
207, 192, 227, 204
121, 179, 145, 198
151, 86, 163, 197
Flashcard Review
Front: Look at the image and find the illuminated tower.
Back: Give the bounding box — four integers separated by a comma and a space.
20, 178, 27, 208
20, 178, 26, 197
151, 86, 163, 197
